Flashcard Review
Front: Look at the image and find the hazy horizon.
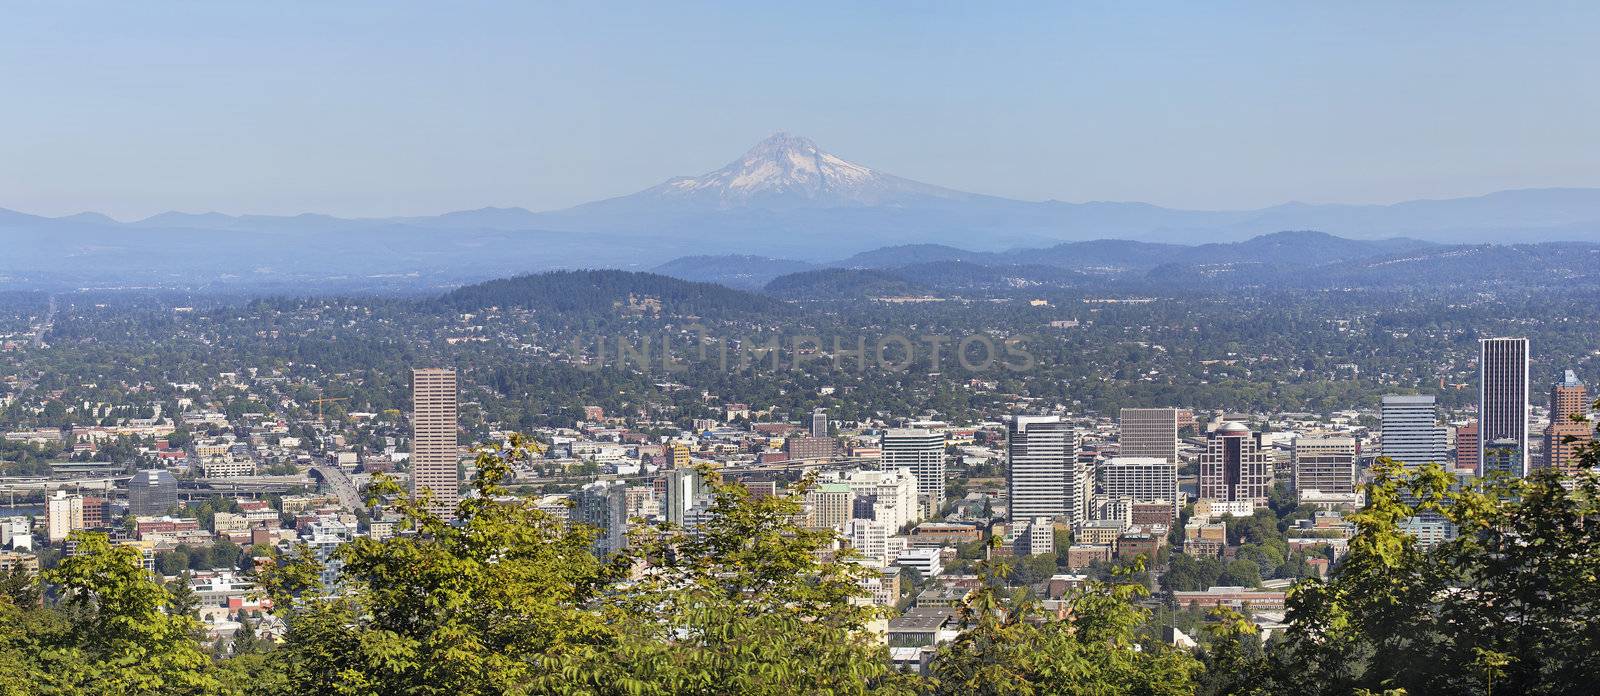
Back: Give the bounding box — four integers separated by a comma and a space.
4, 2, 1599, 220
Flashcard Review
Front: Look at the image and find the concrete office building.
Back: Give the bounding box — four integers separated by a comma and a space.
1380, 395, 1448, 466
785, 436, 836, 461
128, 469, 178, 517
825, 467, 922, 531
1543, 370, 1591, 474
1293, 435, 1358, 495
805, 482, 855, 532
1479, 338, 1530, 476
1456, 421, 1480, 473
45, 491, 84, 543
882, 428, 946, 508
1483, 437, 1524, 478
664, 468, 701, 526
1096, 456, 1180, 522
1006, 416, 1082, 524
665, 441, 692, 469
573, 481, 629, 557
810, 408, 829, 438
1118, 408, 1181, 463
410, 368, 460, 517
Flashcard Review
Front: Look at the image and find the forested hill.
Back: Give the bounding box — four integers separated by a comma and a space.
763, 268, 926, 300
436, 269, 782, 316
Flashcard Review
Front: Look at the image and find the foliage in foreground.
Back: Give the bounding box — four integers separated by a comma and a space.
3, 435, 1600, 694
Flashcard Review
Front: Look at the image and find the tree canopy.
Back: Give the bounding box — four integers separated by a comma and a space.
4, 437, 1600, 694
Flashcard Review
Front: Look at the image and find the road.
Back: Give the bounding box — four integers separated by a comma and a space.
29, 295, 55, 350
311, 465, 363, 511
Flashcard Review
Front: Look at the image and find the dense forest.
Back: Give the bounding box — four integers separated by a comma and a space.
763, 267, 926, 299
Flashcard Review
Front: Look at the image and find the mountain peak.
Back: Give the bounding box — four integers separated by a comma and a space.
741, 131, 823, 159
640, 133, 970, 209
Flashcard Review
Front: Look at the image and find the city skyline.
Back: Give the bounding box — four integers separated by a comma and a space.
4, 5, 1600, 689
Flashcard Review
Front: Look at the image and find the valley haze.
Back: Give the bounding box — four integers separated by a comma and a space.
6, 133, 1600, 292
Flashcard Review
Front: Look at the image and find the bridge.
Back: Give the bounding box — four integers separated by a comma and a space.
182, 474, 314, 499
309, 465, 363, 511
512, 456, 888, 486
0, 475, 127, 496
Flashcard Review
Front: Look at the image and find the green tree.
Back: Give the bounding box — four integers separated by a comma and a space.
1196, 607, 1272, 696
34, 532, 219, 694
590, 466, 914, 695
167, 572, 200, 621
1220, 558, 1262, 588
0, 566, 40, 608
1267, 455, 1600, 695
929, 553, 1201, 694
230, 612, 266, 656
259, 434, 614, 694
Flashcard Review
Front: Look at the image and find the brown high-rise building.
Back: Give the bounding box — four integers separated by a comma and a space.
410, 368, 460, 518
1456, 420, 1480, 474
1200, 422, 1271, 504
784, 435, 836, 461
1479, 338, 1530, 477
1543, 370, 1591, 475
1119, 408, 1181, 463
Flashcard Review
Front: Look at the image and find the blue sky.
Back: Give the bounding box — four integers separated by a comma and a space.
3, 2, 1598, 219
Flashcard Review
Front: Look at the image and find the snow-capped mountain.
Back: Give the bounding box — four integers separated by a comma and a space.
9, 130, 1600, 288
633, 132, 976, 208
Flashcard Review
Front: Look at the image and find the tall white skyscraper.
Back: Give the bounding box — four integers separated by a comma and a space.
1118, 408, 1181, 463
1380, 395, 1448, 466
881, 428, 946, 507
664, 468, 700, 526
1006, 415, 1082, 524
411, 368, 460, 518
1479, 337, 1530, 477
810, 408, 829, 438
45, 490, 85, 543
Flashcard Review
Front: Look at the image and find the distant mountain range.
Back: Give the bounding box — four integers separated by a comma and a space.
653, 231, 1600, 297
7, 132, 1600, 290
429, 234, 1600, 317
653, 231, 1441, 290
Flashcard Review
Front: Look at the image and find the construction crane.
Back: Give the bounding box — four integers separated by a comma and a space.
310, 396, 349, 423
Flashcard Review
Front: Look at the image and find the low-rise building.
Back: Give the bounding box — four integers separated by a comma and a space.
1066, 544, 1111, 570
1074, 519, 1124, 548
907, 522, 981, 548
895, 547, 944, 579
1170, 586, 1287, 611
887, 606, 958, 648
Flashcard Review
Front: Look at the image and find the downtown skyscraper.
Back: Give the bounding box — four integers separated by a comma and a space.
411, 368, 460, 518
1380, 395, 1448, 466
1292, 435, 1358, 495
881, 428, 946, 508
1097, 456, 1180, 522
810, 407, 828, 438
1543, 369, 1591, 474
1005, 416, 1082, 524
1118, 408, 1182, 463
1200, 422, 1272, 504
1479, 338, 1530, 477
